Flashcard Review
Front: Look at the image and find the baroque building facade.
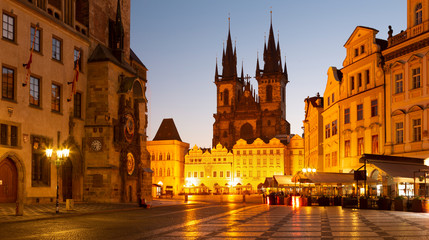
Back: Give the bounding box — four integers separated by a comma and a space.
304, 0, 429, 176
212, 19, 290, 150
148, 119, 189, 196
0, 0, 150, 206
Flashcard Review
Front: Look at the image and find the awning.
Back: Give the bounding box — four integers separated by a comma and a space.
143, 168, 153, 173
263, 177, 275, 187
294, 172, 377, 185
273, 175, 295, 186
152, 184, 161, 187
369, 161, 429, 182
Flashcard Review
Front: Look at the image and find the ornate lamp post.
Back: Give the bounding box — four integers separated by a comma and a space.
46, 148, 69, 213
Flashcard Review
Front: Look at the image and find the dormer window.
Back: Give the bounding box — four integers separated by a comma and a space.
415, 3, 422, 25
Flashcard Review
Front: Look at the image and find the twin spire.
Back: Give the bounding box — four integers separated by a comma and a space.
217, 12, 288, 82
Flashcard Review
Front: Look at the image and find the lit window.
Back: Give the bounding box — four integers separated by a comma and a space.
331, 152, 337, 167
220, 171, 223, 178
345, 140, 351, 157
200, 171, 203, 178
325, 124, 331, 138
332, 120, 337, 136
213, 171, 217, 177
226, 171, 230, 178
51, 83, 61, 112
2, 67, 15, 100
372, 135, 379, 154
358, 138, 364, 156
74, 92, 82, 118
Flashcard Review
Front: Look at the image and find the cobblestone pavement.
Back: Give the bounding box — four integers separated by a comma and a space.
0, 199, 185, 223
139, 205, 429, 240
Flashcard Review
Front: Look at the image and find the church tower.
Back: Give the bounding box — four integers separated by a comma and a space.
255, 15, 290, 138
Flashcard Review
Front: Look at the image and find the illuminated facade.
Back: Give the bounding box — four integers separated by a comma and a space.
0, 0, 150, 205
148, 119, 189, 196
288, 135, 305, 175
184, 143, 233, 194
303, 94, 324, 171
212, 18, 290, 150
384, 0, 429, 158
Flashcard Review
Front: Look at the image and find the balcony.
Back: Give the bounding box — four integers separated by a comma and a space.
388, 22, 428, 48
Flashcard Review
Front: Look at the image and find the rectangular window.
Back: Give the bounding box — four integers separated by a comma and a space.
345, 140, 351, 157
351, 76, 355, 90
30, 26, 41, 52
29, 76, 40, 106
327, 97, 330, 106
243, 150, 246, 155
2, 67, 15, 100
242, 159, 246, 165
358, 73, 362, 88
325, 154, 330, 168
413, 119, 422, 142
263, 150, 266, 155
74, 48, 82, 69
2, 13, 15, 41
276, 149, 280, 155
371, 99, 378, 117
357, 104, 363, 121
237, 171, 240, 177
396, 122, 404, 144
270, 149, 274, 155
325, 124, 331, 139
236, 150, 240, 155
366, 70, 370, 85
1, 124, 8, 145
10, 125, 17, 146
193, 172, 197, 178
263, 159, 267, 165
74, 92, 82, 118
52, 37, 62, 61
187, 172, 191, 178
32, 152, 51, 186
248, 159, 252, 165
249, 150, 252, 155
220, 171, 223, 178
200, 172, 204, 178
332, 93, 335, 103
249, 171, 253, 177
412, 67, 421, 89
354, 48, 359, 57
257, 159, 260, 165
332, 120, 337, 136
360, 45, 365, 54
372, 135, 379, 154
332, 152, 337, 167
213, 171, 217, 178
226, 171, 230, 178
358, 137, 364, 156
51, 83, 61, 112
395, 73, 403, 93
344, 108, 350, 124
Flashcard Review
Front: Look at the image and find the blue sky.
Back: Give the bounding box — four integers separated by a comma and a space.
130, 0, 405, 148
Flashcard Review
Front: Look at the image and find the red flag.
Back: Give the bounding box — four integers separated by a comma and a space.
23, 26, 37, 87
67, 52, 80, 102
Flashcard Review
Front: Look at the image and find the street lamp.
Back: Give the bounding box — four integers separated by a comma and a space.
46, 147, 70, 213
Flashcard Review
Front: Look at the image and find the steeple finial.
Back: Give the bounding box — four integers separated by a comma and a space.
270, 7, 272, 24
241, 60, 244, 82
215, 58, 219, 81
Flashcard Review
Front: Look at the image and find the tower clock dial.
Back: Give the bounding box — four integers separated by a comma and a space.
124, 114, 135, 142
127, 152, 135, 175
90, 139, 102, 152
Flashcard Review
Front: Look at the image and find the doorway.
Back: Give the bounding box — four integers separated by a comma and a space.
0, 158, 17, 203
62, 158, 73, 201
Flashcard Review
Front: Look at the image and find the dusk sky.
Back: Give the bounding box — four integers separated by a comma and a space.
130, 1, 405, 148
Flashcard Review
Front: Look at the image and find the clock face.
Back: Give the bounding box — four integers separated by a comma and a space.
91, 139, 102, 152
127, 152, 135, 175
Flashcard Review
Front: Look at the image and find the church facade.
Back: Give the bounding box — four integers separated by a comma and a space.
212, 19, 290, 149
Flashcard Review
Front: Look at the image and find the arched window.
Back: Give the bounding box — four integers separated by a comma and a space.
266, 85, 273, 102
416, 3, 423, 25
167, 153, 171, 160
167, 168, 170, 176
240, 123, 253, 140
159, 153, 163, 160
151, 152, 155, 161
223, 89, 229, 106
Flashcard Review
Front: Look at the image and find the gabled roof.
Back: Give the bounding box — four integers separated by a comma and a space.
88, 44, 135, 73
130, 48, 147, 70
153, 118, 182, 141
344, 26, 379, 47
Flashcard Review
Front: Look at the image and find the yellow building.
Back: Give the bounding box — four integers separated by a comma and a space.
384, 0, 429, 158
148, 119, 189, 196
0, 0, 150, 205
303, 93, 324, 171
184, 143, 233, 194
288, 135, 305, 175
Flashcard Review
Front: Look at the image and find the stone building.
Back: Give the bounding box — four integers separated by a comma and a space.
0, 0, 150, 205
212, 18, 290, 150
383, 0, 429, 158
303, 93, 324, 171
304, 0, 429, 176
148, 118, 189, 196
